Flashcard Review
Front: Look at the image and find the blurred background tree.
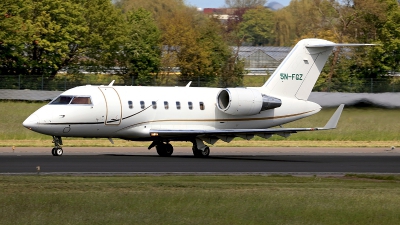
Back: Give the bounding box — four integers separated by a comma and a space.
1, 0, 398, 90
114, 8, 161, 86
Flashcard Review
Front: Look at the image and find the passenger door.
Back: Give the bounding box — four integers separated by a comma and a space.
99, 87, 122, 125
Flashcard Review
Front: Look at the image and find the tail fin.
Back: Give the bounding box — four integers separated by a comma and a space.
263, 39, 374, 100
262, 39, 334, 100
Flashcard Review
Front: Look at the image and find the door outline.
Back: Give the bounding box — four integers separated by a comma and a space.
99, 87, 122, 125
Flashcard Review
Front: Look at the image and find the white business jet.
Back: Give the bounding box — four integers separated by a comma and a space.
23, 38, 372, 157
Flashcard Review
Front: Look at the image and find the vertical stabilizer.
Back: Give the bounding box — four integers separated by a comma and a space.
262, 39, 335, 100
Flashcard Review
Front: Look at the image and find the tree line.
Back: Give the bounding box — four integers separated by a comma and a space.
1, 0, 399, 90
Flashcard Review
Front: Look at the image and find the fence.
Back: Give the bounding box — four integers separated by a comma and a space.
0, 74, 124, 91
1, 74, 400, 93
0, 74, 217, 91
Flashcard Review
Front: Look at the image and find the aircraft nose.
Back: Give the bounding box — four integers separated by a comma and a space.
23, 114, 40, 130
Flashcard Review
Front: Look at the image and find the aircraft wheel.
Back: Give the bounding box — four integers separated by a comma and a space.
54, 148, 63, 156
202, 147, 210, 157
192, 146, 210, 157
156, 143, 173, 157
165, 143, 174, 156
51, 148, 57, 156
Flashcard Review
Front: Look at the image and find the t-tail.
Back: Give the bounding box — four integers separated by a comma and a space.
262, 38, 373, 100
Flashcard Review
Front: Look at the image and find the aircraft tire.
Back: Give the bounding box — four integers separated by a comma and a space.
51, 148, 57, 156
192, 146, 210, 157
156, 143, 173, 157
55, 148, 63, 156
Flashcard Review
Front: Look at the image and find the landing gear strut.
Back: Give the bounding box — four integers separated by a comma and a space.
149, 141, 174, 157
52, 136, 63, 156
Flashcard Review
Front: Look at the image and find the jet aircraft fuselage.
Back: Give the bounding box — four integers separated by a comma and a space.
23, 85, 321, 141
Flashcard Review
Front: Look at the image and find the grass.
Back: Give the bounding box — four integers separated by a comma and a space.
1, 101, 400, 147
0, 175, 400, 225
0, 101, 48, 140
242, 75, 270, 87
346, 174, 400, 181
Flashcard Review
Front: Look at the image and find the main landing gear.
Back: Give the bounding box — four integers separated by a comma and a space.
148, 138, 210, 157
192, 138, 210, 157
51, 136, 63, 156
148, 141, 173, 157
156, 142, 174, 157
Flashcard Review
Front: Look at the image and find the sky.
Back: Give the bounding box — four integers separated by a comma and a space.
185, 0, 291, 8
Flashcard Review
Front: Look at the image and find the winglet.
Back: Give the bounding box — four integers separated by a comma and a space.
323, 104, 345, 129
108, 80, 115, 86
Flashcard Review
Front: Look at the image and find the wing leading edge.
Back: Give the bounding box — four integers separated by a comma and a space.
149, 104, 345, 138
306, 43, 376, 48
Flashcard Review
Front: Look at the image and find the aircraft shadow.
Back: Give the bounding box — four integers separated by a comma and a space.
100, 154, 312, 163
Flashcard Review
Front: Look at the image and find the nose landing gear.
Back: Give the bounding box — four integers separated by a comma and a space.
51, 136, 63, 156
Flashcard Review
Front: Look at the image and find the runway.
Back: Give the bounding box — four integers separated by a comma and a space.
0, 147, 399, 174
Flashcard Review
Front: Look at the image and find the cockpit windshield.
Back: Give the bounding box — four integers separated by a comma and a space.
50, 96, 92, 105
71, 97, 92, 104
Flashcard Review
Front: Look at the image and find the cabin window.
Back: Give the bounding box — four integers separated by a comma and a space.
140, 101, 145, 109
164, 101, 169, 109
152, 101, 157, 109
176, 101, 181, 110
70, 97, 92, 105
50, 96, 73, 105
188, 101, 193, 110
199, 102, 205, 110
128, 101, 133, 109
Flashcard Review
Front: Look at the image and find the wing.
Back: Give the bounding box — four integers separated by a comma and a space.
149, 104, 344, 142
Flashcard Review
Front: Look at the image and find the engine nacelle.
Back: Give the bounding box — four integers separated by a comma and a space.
216, 88, 281, 116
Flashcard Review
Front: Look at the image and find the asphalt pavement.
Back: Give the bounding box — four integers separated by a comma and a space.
1, 147, 399, 175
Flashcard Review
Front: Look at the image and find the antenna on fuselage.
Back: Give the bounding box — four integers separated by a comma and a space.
185, 81, 192, 87
108, 80, 115, 86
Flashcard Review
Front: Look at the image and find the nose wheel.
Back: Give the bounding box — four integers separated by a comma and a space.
51, 136, 63, 156
52, 147, 63, 156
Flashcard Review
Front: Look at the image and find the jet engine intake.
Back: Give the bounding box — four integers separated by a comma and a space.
216, 88, 281, 116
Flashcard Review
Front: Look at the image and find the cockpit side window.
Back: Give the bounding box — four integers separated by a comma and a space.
70, 97, 92, 104
50, 96, 92, 105
50, 96, 73, 104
